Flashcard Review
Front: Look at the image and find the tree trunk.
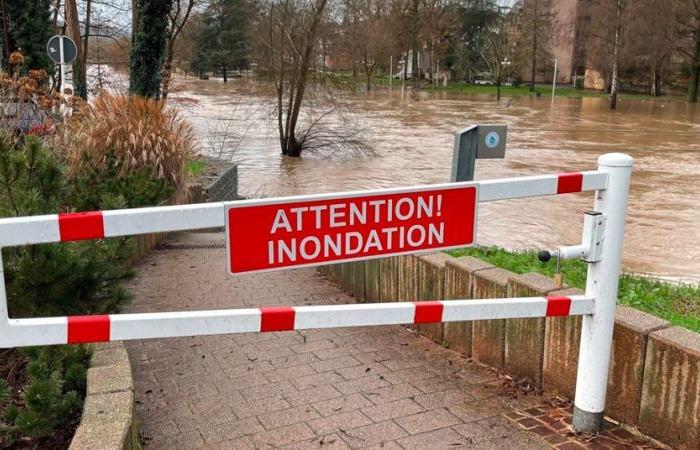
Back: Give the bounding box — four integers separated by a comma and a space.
650, 67, 661, 96
162, 35, 175, 99
411, 47, 419, 86
132, 0, 140, 36
279, 0, 328, 157
83, 0, 92, 59
402, 51, 408, 86
609, 0, 622, 110
410, 0, 419, 87
1, 0, 13, 70
366, 69, 371, 92
530, 0, 538, 92
65, 0, 87, 99
222, 64, 228, 83
496, 82, 501, 101
688, 32, 700, 103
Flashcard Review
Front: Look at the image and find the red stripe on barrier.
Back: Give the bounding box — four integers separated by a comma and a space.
545, 296, 572, 317
556, 173, 583, 194
67, 315, 111, 344
58, 211, 105, 241
260, 307, 296, 332
414, 301, 444, 323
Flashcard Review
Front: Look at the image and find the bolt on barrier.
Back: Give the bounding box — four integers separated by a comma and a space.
0, 153, 632, 433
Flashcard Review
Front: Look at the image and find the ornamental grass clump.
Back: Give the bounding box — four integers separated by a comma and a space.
67, 93, 195, 199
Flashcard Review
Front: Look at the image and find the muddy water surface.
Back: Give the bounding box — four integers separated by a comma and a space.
178, 79, 700, 281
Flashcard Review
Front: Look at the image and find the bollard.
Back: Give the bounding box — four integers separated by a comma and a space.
572, 153, 633, 433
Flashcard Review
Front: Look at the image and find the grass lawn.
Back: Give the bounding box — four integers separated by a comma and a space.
431, 83, 658, 100
186, 159, 207, 177
447, 246, 700, 333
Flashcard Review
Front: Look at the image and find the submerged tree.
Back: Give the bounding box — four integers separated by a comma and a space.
255, 0, 329, 157
129, 0, 174, 98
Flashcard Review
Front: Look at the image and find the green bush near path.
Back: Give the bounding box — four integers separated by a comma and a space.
448, 246, 700, 333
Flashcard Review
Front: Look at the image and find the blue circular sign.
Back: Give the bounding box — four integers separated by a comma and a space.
485, 131, 500, 149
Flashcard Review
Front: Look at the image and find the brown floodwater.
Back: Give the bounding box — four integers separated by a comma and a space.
176, 78, 700, 281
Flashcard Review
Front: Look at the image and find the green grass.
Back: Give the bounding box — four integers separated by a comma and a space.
432, 82, 658, 100
447, 246, 700, 333
186, 159, 207, 177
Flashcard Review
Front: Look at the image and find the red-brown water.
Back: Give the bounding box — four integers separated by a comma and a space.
178, 78, 700, 281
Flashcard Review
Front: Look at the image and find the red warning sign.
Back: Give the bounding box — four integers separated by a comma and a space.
226, 184, 478, 274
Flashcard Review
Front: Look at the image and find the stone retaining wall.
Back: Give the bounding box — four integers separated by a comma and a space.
319, 254, 700, 449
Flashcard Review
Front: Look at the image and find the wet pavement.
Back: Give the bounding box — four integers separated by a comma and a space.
125, 232, 662, 449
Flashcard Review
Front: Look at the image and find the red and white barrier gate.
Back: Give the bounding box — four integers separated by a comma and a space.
0, 153, 632, 434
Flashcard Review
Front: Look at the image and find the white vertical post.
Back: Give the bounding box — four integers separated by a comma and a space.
59, 36, 66, 95
572, 153, 633, 433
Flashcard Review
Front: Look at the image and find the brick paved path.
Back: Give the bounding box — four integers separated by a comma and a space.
124, 232, 553, 449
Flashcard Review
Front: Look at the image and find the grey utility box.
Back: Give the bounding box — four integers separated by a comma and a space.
476, 125, 507, 159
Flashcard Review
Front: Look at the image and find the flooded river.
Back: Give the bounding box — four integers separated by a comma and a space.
178, 78, 700, 281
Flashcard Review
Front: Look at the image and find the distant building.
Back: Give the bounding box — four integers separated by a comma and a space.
520, 0, 599, 88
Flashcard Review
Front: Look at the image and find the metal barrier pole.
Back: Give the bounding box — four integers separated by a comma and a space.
572, 153, 633, 433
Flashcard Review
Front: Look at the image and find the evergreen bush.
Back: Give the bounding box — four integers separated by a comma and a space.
0, 129, 174, 445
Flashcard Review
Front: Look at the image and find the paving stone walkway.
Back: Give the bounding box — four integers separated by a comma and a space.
124, 232, 651, 450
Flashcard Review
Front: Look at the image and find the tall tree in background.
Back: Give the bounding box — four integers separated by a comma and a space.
421, 0, 458, 87
0, 0, 11, 70
450, 0, 499, 84
3, 0, 53, 72
675, 0, 700, 102
482, 12, 518, 100
514, 0, 555, 91
65, 0, 89, 99
191, 0, 250, 82
129, 0, 173, 98
342, 0, 392, 92
161, 0, 196, 99
624, 0, 674, 96
588, 0, 628, 109
255, 0, 329, 156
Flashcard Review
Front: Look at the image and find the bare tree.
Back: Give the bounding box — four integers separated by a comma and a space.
624, 0, 674, 96
161, 0, 196, 100
341, 0, 394, 91
587, 0, 629, 109
255, 0, 330, 157
511, 0, 555, 91
65, 0, 90, 98
420, 0, 458, 87
674, 0, 700, 102
481, 15, 518, 101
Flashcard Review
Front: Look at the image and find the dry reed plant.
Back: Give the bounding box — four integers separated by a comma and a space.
67, 93, 196, 198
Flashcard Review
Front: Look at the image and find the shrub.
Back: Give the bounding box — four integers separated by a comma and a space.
67, 93, 196, 200
0, 132, 136, 445
1, 346, 91, 446
70, 153, 174, 211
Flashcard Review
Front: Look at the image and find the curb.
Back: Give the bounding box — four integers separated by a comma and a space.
69, 342, 140, 450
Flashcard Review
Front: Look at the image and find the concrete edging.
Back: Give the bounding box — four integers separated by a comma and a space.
69, 342, 139, 450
